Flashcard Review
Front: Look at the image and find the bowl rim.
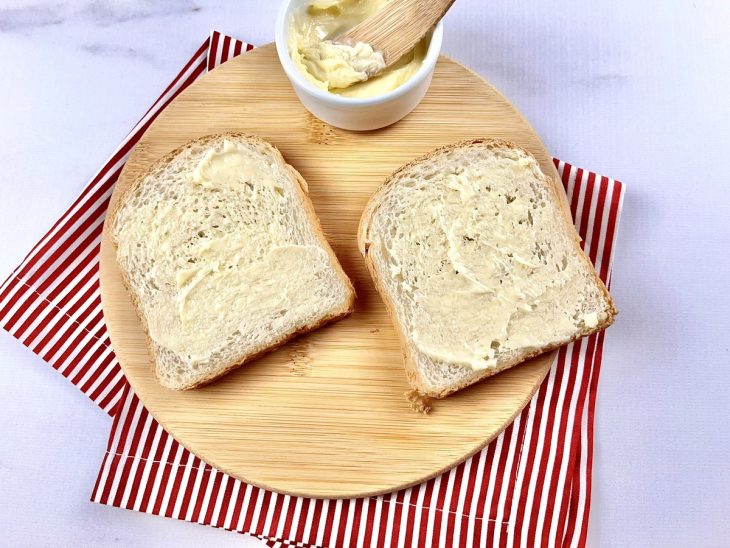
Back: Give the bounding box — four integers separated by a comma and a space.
275, 0, 444, 107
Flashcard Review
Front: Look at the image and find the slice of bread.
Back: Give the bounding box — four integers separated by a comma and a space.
358, 139, 616, 399
110, 133, 355, 390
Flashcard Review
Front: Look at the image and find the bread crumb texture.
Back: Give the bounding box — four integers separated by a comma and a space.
364, 140, 615, 396
112, 134, 353, 389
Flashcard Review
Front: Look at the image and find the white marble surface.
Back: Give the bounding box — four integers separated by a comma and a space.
1, 1, 729, 546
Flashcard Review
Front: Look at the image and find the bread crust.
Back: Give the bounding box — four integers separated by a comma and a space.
358, 138, 617, 399
108, 132, 356, 390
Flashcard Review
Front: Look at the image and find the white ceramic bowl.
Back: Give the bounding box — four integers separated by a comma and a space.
275, 0, 443, 131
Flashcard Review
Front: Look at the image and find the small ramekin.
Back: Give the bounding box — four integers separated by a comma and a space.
275, 0, 443, 131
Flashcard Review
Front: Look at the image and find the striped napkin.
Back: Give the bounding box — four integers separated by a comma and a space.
0, 31, 624, 548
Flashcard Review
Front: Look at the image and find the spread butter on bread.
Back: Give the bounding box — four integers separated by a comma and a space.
358, 139, 616, 399
110, 133, 355, 389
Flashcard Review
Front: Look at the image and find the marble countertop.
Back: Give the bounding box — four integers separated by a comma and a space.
1, 1, 729, 546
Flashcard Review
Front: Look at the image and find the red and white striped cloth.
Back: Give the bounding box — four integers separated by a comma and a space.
0, 31, 624, 548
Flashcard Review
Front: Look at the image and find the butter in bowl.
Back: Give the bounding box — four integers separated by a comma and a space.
275, 0, 443, 131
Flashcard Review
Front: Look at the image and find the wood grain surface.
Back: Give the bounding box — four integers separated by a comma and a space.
99, 43, 561, 499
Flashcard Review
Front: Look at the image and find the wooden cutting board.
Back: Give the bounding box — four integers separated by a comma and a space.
99, 43, 560, 499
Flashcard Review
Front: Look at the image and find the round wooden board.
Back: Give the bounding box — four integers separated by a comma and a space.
100, 44, 560, 499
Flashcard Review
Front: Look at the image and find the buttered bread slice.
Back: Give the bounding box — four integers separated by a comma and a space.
358, 139, 616, 399
111, 133, 355, 389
